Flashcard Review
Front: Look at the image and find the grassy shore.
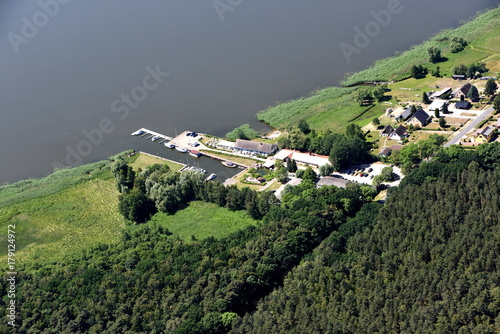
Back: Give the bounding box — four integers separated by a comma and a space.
0, 153, 129, 266
257, 6, 500, 133
341, 6, 500, 86
0, 150, 260, 266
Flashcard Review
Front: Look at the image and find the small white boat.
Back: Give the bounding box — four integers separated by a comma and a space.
175, 146, 189, 153
222, 161, 236, 168
164, 142, 175, 149
206, 173, 217, 181
131, 130, 144, 136
184, 166, 206, 174
151, 136, 160, 142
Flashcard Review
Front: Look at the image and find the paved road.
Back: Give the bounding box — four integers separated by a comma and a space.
444, 106, 495, 147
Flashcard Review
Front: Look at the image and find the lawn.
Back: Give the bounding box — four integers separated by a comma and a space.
231, 170, 270, 191
0, 178, 125, 266
408, 131, 452, 143
144, 201, 258, 242
129, 152, 183, 172
199, 149, 261, 166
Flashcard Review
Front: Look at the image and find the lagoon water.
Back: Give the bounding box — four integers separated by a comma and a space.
0, 0, 498, 184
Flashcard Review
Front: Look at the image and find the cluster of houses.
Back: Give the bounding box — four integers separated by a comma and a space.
379, 77, 500, 152
381, 125, 409, 141
395, 107, 431, 127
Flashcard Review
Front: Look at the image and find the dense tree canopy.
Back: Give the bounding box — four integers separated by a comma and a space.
0, 160, 380, 334
233, 160, 500, 333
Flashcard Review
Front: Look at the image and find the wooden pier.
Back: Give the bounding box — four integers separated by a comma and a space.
132, 128, 174, 144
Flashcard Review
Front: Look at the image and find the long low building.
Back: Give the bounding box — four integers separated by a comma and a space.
234, 139, 278, 156
272, 149, 330, 167
429, 87, 451, 100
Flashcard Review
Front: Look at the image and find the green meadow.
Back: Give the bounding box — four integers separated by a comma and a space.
0, 151, 256, 267
142, 201, 258, 242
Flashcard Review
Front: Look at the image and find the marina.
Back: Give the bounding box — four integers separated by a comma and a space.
131, 127, 246, 182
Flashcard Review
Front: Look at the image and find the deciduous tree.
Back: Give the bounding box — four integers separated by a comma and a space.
484, 78, 498, 96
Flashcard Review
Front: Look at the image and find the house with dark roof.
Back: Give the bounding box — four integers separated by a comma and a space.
381, 125, 394, 137
452, 83, 472, 98
408, 109, 430, 127
379, 147, 392, 157
455, 101, 472, 110
397, 107, 413, 121
389, 125, 409, 141
234, 139, 277, 156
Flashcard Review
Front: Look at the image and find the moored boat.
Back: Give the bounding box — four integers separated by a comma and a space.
206, 173, 217, 181
131, 130, 144, 136
183, 166, 206, 174
175, 146, 189, 153
222, 161, 236, 168
164, 142, 175, 149
151, 136, 160, 142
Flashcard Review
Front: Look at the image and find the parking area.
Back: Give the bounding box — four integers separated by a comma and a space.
170, 131, 204, 149
333, 162, 403, 186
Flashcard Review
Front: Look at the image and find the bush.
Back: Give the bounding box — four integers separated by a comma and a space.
226, 124, 259, 141
449, 37, 468, 53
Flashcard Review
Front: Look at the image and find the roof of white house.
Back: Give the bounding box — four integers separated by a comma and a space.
217, 140, 235, 148
428, 99, 447, 111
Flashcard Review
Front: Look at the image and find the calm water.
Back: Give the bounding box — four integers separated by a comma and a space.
0, 0, 498, 184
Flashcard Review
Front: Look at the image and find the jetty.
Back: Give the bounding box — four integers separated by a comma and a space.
132, 128, 174, 144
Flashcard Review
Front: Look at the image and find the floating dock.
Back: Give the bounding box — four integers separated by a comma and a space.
132, 128, 174, 144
